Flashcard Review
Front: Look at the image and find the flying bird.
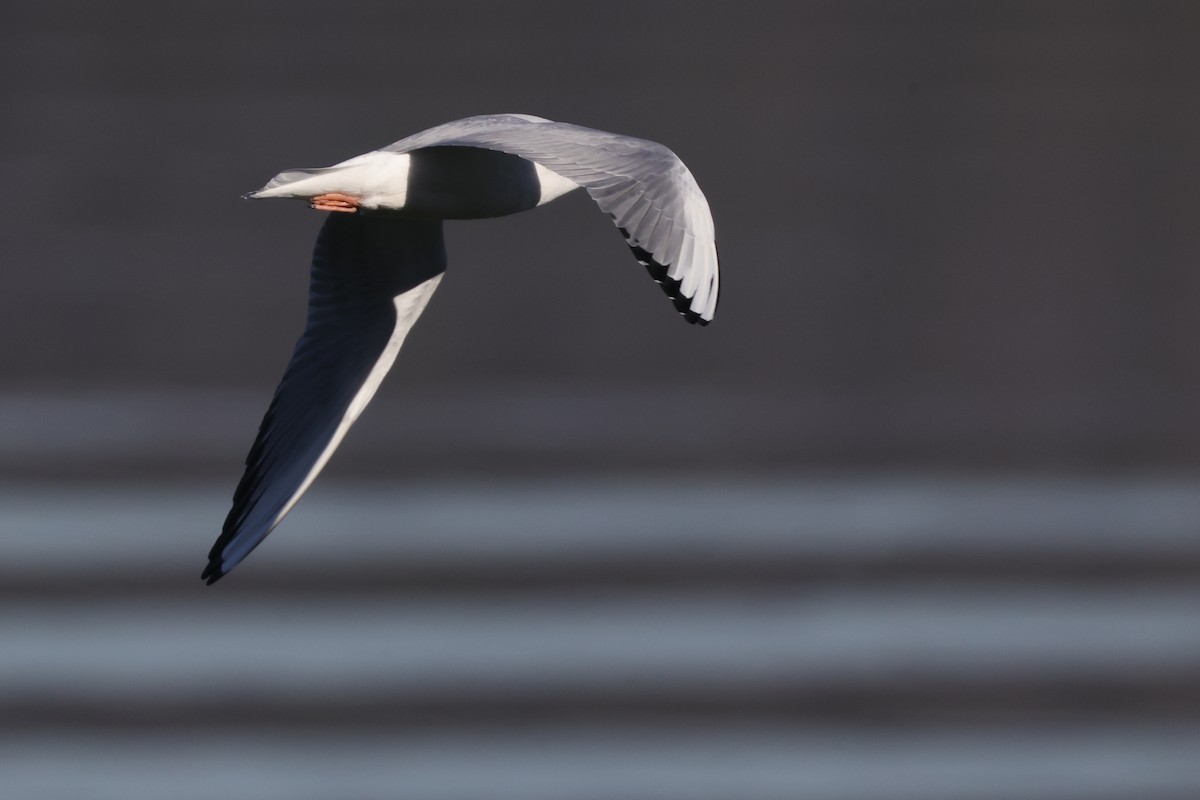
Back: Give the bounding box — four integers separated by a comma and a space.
202, 114, 720, 583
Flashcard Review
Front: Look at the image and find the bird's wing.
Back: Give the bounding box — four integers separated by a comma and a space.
386, 114, 719, 324
203, 212, 445, 583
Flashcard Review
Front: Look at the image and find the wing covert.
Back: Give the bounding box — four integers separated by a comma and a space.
385, 115, 719, 323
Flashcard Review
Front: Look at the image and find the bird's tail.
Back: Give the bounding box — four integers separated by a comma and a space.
243, 166, 347, 200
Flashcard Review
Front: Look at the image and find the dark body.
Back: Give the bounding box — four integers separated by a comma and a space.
403, 146, 542, 219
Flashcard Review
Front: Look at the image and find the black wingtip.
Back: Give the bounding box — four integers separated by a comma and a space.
629, 244, 711, 325
201, 561, 226, 585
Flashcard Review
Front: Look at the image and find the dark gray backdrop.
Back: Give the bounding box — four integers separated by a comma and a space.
4, 5, 1200, 799
4, 1, 1198, 475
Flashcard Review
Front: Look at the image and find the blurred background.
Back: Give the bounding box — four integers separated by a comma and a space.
2, 1, 1199, 798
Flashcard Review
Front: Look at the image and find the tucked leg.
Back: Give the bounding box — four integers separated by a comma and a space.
310, 193, 361, 213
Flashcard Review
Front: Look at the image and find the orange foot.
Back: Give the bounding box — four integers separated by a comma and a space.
310, 193, 361, 213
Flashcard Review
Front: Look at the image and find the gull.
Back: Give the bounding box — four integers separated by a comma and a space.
202, 113, 719, 583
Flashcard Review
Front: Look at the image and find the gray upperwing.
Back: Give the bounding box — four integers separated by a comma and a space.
203, 212, 445, 583
385, 115, 719, 324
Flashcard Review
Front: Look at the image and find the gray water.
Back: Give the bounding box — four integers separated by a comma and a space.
3, 475, 1198, 799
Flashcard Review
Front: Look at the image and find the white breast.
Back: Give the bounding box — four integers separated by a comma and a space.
250, 151, 413, 210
